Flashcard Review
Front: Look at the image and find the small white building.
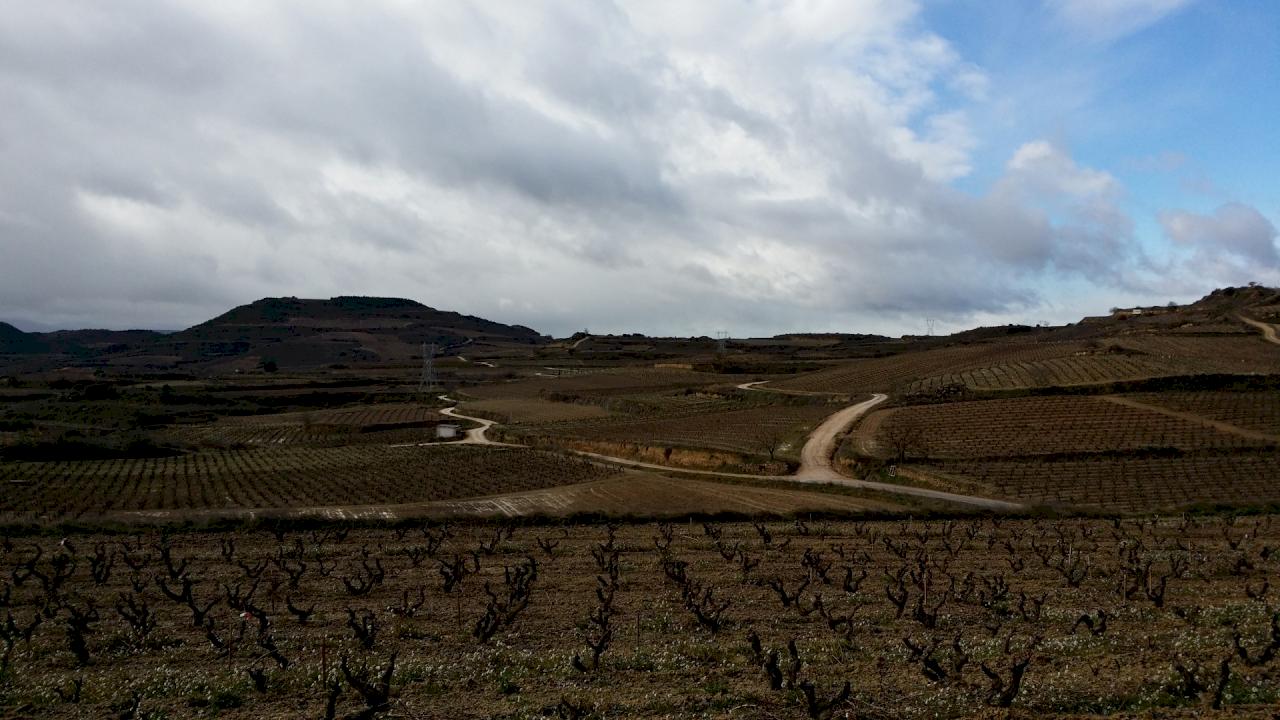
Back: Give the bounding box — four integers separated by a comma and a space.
436, 423, 461, 440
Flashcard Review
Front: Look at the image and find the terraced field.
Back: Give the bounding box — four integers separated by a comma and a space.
864, 395, 1274, 460
1127, 391, 1280, 437
1114, 335, 1280, 370
907, 353, 1180, 392
773, 342, 1083, 394
784, 333, 1279, 395
0, 445, 618, 521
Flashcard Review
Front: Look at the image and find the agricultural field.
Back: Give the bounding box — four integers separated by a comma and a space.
457, 398, 612, 425
918, 454, 1280, 512
861, 395, 1275, 461
430, 473, 910, 517
780, 332, 1279, 396
220, 404, 443, 427
1113, 336, 1280, 372
463, 368, 733, 400
0, 446, 619, 522
2, 517, 1280, 718
535, 403, 838, 460
1126, 391, 1280, 438
773, 342, 1084, 394
166, 403, 449, 448
907, 354, 1182, 392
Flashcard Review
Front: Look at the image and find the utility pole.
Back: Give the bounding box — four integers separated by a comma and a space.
715, 331, 728, 355
418, 342, 437, 395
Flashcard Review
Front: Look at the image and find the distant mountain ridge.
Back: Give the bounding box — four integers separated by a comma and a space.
0, 296, 547, 372
1, 286, 1275, 374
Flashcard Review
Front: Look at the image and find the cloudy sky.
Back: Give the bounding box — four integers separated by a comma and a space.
2, 0, 1277, 337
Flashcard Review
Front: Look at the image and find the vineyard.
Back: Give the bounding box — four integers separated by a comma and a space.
1, 517, 1279, 718
463, 368, 731, 400
535, 403, 838, 458
431, 473, 906, 517
457, 398, 612, 424
1113, 335, 1280, 371
0, 446, 619, 522
166, 405, 452, 447
772, 342, 1085, 394
919, 454, 1280, 512
865, 395, 1275, 460
906, 354, 1183, 392
219, 404, 443, 428
1126, 391, 1280, 438
777, 333, 1280, 395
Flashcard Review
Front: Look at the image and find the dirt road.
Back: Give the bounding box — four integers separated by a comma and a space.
1239, 314, 1280, 345
736, 380, 846, 397
796, 394, 887, 479
434, 392, 1022, 511
438, 397, 512, 445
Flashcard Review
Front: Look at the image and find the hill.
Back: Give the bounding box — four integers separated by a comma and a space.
159, 296, 546, 369
773, 285, 1280, 395
0, 322, 44, 354
0, 296, 548, 373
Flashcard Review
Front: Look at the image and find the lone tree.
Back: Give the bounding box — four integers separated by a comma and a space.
754, 427, 786, 462
882, 417, 927, 463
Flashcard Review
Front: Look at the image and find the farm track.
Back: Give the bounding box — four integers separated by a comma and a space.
1100, 394, 1280, 444
1239, 313, 1280, 345
796, 394, 888, 481
735, 380, 845, 397
439, 398, 514, 445
438, 392, 1025, 512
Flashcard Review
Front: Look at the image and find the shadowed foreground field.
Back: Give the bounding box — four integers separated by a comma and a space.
2, 516, 1279, 718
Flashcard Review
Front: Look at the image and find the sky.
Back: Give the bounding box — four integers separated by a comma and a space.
1, 0, 1277, 338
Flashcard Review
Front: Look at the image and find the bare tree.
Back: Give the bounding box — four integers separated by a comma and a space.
882, 416, 927, 463
754, 427, 786, 462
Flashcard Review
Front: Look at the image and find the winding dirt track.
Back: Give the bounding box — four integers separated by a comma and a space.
795, 394, 888, 480
440, 392, 1024, 511
1239, 314, 1280, 345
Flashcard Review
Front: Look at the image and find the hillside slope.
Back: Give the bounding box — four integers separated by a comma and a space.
0, 296, 547, 372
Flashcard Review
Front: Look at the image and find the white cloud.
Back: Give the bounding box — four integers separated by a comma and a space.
1048, 0, 1195, 42
1160, 203, 1279, 267
1005, 141, 1120, 198
0, 0, 1207, 336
